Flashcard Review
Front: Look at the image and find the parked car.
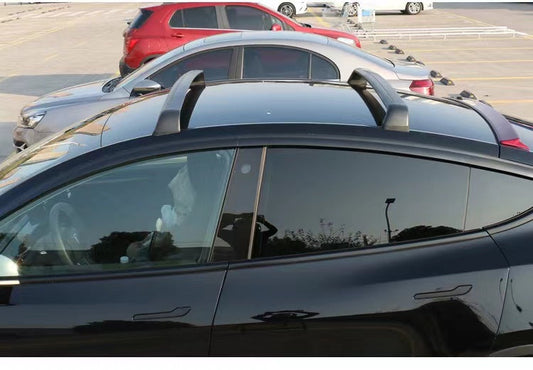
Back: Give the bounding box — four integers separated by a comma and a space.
313, 0, 433, 16
1, 69, 532, 355
215, 0, 309, 17
14, 31, 431, 151
119, 1, 361, 76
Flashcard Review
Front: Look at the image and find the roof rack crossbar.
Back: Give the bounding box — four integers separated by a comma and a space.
348, 68, 409, 132
153, 70, 206, 136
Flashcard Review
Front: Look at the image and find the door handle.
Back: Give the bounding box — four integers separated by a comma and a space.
132, 306, 191, 321
414, 284, 472, 300
171, 33, 184, 38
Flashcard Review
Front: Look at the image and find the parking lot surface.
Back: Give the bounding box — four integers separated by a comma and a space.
0, 2, 532, 163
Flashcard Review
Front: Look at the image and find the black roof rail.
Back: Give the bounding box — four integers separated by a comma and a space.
153, 70, 205, 136
348, 68, 409, 132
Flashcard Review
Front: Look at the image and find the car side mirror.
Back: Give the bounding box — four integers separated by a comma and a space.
131, 79, 162, 96
271, 23, 282, 31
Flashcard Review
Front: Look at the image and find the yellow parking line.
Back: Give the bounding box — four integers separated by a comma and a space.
442, 12, 495, 28
0, 74, 15, 84
372, 37, 533, 44
307, 11, 332, 28
43, 53, 58, 62
453, 76, 533, 81
0, 22, 75, 51
426, 59, 533, 64
488, 99, 533, 104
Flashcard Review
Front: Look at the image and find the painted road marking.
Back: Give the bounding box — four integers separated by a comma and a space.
0, 74, 15, 85
43, 53, 58, 62
0, 22, 75, 50
426, 59, 533, 64
453, 76, 533, 81
404, 46, 533, 52
488, 99, 533, 104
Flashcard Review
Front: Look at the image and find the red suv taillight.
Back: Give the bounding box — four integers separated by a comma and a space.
124, 36, 140, 54
409, 79, 435, 96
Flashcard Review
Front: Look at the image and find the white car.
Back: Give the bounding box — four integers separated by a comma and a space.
208, 0, 308, 16
263, 0, 308, 16
311, 1, 433, 16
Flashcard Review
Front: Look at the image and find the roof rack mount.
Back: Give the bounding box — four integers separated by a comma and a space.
348, 68, 409, 132
153, 70, 205, 136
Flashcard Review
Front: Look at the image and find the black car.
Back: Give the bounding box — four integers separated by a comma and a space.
0, 70, 532, 356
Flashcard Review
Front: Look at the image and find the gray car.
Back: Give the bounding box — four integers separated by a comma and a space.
14, 30, 432, 150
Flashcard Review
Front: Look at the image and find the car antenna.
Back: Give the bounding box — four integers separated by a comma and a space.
153, 70, 205, 136
348, 68, 409, 132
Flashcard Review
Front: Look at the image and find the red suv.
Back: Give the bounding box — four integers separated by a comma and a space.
120, 2, 362, 76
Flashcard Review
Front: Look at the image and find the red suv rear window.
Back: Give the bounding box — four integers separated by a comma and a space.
129, 9, 153, 29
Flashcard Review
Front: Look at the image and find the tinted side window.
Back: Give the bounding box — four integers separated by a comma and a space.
253, 148, 468, 258
0, 150, 234, 277
243, 47, 310, 79
150, 49, 233, 88
129, 9, 153, 29
311, 54, 339, 80
169, 7, 218, 28
466, 168, 533, 229
225, 6, 276, 30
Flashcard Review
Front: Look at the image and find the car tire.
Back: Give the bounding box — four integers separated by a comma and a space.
342, 2, 358, 17
405, 2, 422, 15
278, 3, 296, 17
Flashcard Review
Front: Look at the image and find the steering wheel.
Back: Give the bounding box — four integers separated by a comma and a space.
49, 202, 85, 265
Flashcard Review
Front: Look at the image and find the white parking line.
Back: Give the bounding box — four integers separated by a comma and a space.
48, 11, 75, 18
84, 10, 106, 16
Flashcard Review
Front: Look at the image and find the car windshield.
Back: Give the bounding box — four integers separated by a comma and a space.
115, 46, 186, 90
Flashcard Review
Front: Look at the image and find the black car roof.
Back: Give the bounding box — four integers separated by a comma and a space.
182, 80, 496, 145
1, 69, 531, 197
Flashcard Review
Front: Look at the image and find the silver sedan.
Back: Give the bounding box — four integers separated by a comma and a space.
14, 31, 432, 150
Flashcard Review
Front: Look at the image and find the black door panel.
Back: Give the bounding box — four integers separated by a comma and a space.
489, 218, 533, 354
0, 268, 226, 356
211, 234, 508, 356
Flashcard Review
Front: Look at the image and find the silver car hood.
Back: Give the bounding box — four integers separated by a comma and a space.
22, 79, 110, 114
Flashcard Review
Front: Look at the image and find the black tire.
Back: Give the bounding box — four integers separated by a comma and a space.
278, 2, 296, 18
342, 2, 358, 17
405, 2, 422, 15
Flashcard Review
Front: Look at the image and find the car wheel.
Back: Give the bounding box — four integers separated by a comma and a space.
405, 2, 422, 15
342, 2, 358, 17
278, 3, 296, 17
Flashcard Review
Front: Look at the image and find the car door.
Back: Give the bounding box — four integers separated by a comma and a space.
149, 48, 236, 89
0, 149, 235, 356
165, 5, 224, 52
210, 146, 509, 356
221, 5, 290, 31
462, 168, 533, 355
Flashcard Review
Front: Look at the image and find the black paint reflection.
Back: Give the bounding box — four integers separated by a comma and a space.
257, 148, 468, 257
391, 225, 461, 242
214, 300, 494, 356
252, 310, 319, 322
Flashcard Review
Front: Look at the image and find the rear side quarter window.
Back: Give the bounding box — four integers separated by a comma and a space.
170, 7, 218, 29
129, 9, 153, 29
466, 168, 533, 229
